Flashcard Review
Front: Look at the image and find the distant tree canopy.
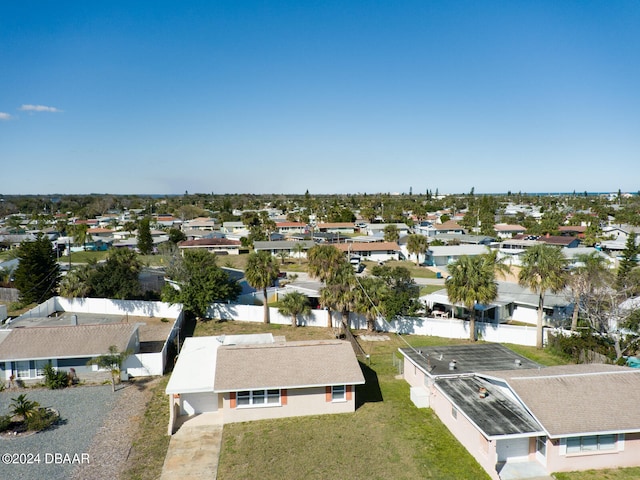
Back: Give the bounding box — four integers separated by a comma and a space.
14, 234, 61, 305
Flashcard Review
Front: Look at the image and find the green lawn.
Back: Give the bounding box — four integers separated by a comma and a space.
420, 284, 444, 296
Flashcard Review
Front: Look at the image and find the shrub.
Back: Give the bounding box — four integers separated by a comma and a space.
0, 415, 11, 432
44, 363, 69, 389
0, 380, 5, 392
25, 408, 58, 432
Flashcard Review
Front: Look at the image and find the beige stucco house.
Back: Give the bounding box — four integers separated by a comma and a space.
400, 344, 640, 479
166, 335, 365, 434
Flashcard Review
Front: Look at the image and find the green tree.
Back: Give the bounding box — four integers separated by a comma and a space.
278, 291, 311, 327
307, 245, 346, 284
13, 234, 61, 305
383, 224, 399, 243
370, 265, 421, 318
616, 232, 639, 291
245, 251, 280, 324
446, 255, 498, 342
137, 217, 153, 255
567, 252, 611, 331
406, 234, 428, 266
168, 228, 186, 244
162, 249, 241, 319
319, 262, 357, 331
518, 244, 568, 349
89, 248, 142, 299
59, 263, 94, 298
87, 345, 132, 392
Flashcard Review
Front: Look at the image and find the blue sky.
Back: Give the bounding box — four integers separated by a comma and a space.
1, 1, 639, 195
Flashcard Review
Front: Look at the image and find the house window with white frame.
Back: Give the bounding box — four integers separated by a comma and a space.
15, 361, 30, 379
566, 434, 617, 454
236, 389, 281, 407
331, 385, 346, 402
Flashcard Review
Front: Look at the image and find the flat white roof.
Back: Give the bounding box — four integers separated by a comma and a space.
165, 337, 221, 395
165, 334, 275, 395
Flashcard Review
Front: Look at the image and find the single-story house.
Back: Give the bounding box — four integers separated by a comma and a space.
363, 223, 411, 237
493, 224, 527, 239
0, 323, 140, 384
165, 335, 365, 433
334, 241, 401, 262
512, 234, 580, 249
314, 223, 356, 234
275, 222, 308, 235
400, 344, 640, 479
253, 240, 315, 258
424, 244, 491, 268
434, 220, 466, 235
1, 297, 184, 380
177, 238, 242, 255
423, 281, 573, 327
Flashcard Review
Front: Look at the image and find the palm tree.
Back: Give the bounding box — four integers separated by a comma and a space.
87, 345, 132, 392
446, 255, 498, 341
307, 244, 345, 283
58, 264, 94, 298
278, 291, 311, 327
383, 224, 399, 243
354, 276, 388, 331
518, 244, 568, 349
292, 242, 305, 264
406, 234, 428, 266
10, 394, 40, 421
567, 252, 611, 331
245, 251, 280, 323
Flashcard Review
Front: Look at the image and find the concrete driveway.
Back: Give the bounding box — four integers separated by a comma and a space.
160, 413, 223, 480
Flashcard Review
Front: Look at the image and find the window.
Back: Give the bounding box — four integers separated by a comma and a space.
236, 389, 281, 407
332, 385, 346, 402
35, 360, 49, 377
566, 435, 617, 454
536, 436, 547, 457
15, 361, 30, 379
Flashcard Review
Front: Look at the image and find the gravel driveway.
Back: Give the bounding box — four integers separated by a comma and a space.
0, 380, 158, 480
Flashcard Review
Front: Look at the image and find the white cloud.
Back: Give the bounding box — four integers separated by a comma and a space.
0, 112, 11, 120
19, 104, 62, 113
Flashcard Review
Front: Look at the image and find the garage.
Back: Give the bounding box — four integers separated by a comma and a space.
181, 392, 218, 415
497, 437, 531, 463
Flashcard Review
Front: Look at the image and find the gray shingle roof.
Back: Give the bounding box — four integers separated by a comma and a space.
0, 323, 138, 361
482, 364, 640, 437
214, 340, 365, 392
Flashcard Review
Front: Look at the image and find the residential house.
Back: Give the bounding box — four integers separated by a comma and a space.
0, 296, 183, 381
314, 223, 356, 234
424, 244, 491, 268
165, 335, 365, 433
253, 240, 315, 259
400, 344, 640, 479
0, 323, 140, 385
364, 223, 411, 237
334, 241, 401, 263
275, 222, 308, 236
493, 224, 527, 239
177, 238, 243, 255
434, 220, 466, 236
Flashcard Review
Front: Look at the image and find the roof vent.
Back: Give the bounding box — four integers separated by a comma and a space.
515, 359, 522, 367
448, 360, 457, 370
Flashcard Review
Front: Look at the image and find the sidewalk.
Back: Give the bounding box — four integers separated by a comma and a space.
160, 413, 224, 480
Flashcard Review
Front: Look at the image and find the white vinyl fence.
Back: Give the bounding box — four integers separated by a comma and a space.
208, 302, 540, 346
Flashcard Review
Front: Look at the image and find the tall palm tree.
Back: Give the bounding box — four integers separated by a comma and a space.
307, 244, 345, 283
245, 251, 280, 323
354, 276, 388, 331
278, 291, 311, 327
518, 244, 568, 349
406, 234, 428, 266
446, 254, 498, 341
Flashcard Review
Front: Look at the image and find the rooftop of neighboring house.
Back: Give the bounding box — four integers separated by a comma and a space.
334, 241, 399, 252
399, 343, 541, 378
178, 238, 241, 247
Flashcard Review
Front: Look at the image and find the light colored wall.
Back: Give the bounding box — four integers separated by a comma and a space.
545, 433, 640, 473
220, 386, 356, 424
430, 386, 501, 480
208, 302, 540, 346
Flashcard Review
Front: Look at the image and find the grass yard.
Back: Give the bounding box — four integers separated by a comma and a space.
554, 468, 640, 480
419, 284, 444, 296
362, 260, 438, 279
121, 376, 171, 480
